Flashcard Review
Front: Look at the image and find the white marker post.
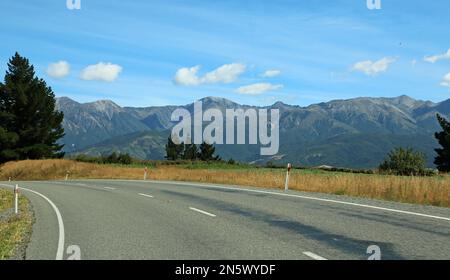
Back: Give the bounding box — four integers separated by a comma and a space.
14, 184, 19, 214
144, 167, 148, 180
285, 163, 292, 191
8, 177, 11, 182
65, 171, 70, 181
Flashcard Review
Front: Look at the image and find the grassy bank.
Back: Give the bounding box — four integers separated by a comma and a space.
0, 159, 143, 181
1, 159, 449, 207
149, 167, 450, 207
0, 188, 34, 260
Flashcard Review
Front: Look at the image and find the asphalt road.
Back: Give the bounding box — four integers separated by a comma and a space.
1, 179, 450, 260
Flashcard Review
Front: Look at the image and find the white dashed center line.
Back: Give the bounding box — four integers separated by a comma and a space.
138, 193, 154, 198
303, 251, 327, 260
189, 207, 216, 217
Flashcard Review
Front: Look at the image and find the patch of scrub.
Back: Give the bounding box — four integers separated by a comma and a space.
0, 188, 34, 260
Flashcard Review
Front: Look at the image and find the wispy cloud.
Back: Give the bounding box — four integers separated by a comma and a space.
352, 57, 396, 76
424, 49, 450, 63
236, 83, 283, 95
441, 73, 450, 88
261, 69, 281, 78
47, 61, 70, 78
174, 63, 246, 86
202, 63, 246, 84
80, 62, 123, 82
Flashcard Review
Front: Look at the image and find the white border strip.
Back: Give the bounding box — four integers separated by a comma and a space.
139, 180, 450, 222
12, 179, 450, 222
0, 183, 65, 260
24, 188, 65, 260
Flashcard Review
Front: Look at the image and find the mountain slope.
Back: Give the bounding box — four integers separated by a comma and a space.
57, 96, 450, 168
56, 97, 150, 150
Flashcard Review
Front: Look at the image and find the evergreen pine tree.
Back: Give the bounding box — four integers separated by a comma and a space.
434, 114, 450, 172
0, 53, 65, 163
182, 143, 198, 160
165, 136, 178, 160
176, 141, 185, 160
198, 141, 220, 161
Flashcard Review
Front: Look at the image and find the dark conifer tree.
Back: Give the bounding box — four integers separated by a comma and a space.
434, 114, 450, 172
182, 143, 198, 160
165, 136, 179, 160
0, 53, 65, 163
198, 141, 220, 161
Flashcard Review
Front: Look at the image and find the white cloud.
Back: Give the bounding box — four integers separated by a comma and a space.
47, 61, 70, 78
174, 63, 246, 86
174, 66, 201, 86
236, 83, 283, 95
202, 63, 246, 84
411, 59, 417, 67
80, 62, 122, 82
352, 57, 396, 76
424, 49, 450, 63
261, 69, 281, 78
441, 73, 450, 87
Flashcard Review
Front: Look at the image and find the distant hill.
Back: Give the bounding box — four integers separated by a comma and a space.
56, 95, 450, 168
56, 97, 151, 150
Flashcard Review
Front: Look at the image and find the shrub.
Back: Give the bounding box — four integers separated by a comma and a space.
379, 147, 427, 176
265, 160, 278, 168
117, 153, 132, 165
74, 152, 134, 165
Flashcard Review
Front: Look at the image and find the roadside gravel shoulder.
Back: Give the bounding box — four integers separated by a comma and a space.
0, 188, 35, 260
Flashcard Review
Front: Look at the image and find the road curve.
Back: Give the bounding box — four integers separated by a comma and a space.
1, 180, 450, 260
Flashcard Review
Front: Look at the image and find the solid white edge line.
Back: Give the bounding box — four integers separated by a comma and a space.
13, 179, 450, 222
133, 180, 450, 222
138, 193, 154, 198
303, 251, 327, 260
189, 207, 216, 217
0, 183, 65, 260
103, 187, 116, 190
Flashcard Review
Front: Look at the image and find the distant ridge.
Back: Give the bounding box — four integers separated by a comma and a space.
57, 95, 450, 168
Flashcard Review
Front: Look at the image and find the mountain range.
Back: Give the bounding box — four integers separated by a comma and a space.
56, 95, 450, 169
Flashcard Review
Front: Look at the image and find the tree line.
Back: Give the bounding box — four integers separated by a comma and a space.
74, 152, 133, 165
165, 137, 221, 161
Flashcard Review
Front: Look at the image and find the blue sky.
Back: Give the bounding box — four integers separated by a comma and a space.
0, 0, 449, 107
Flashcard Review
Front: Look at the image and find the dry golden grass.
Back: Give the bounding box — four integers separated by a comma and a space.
0, 188, 12, 213
0, 159, 143, 181
0, 189, 33, 259
1, 159, 449, 207
149, 167, 450, 207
